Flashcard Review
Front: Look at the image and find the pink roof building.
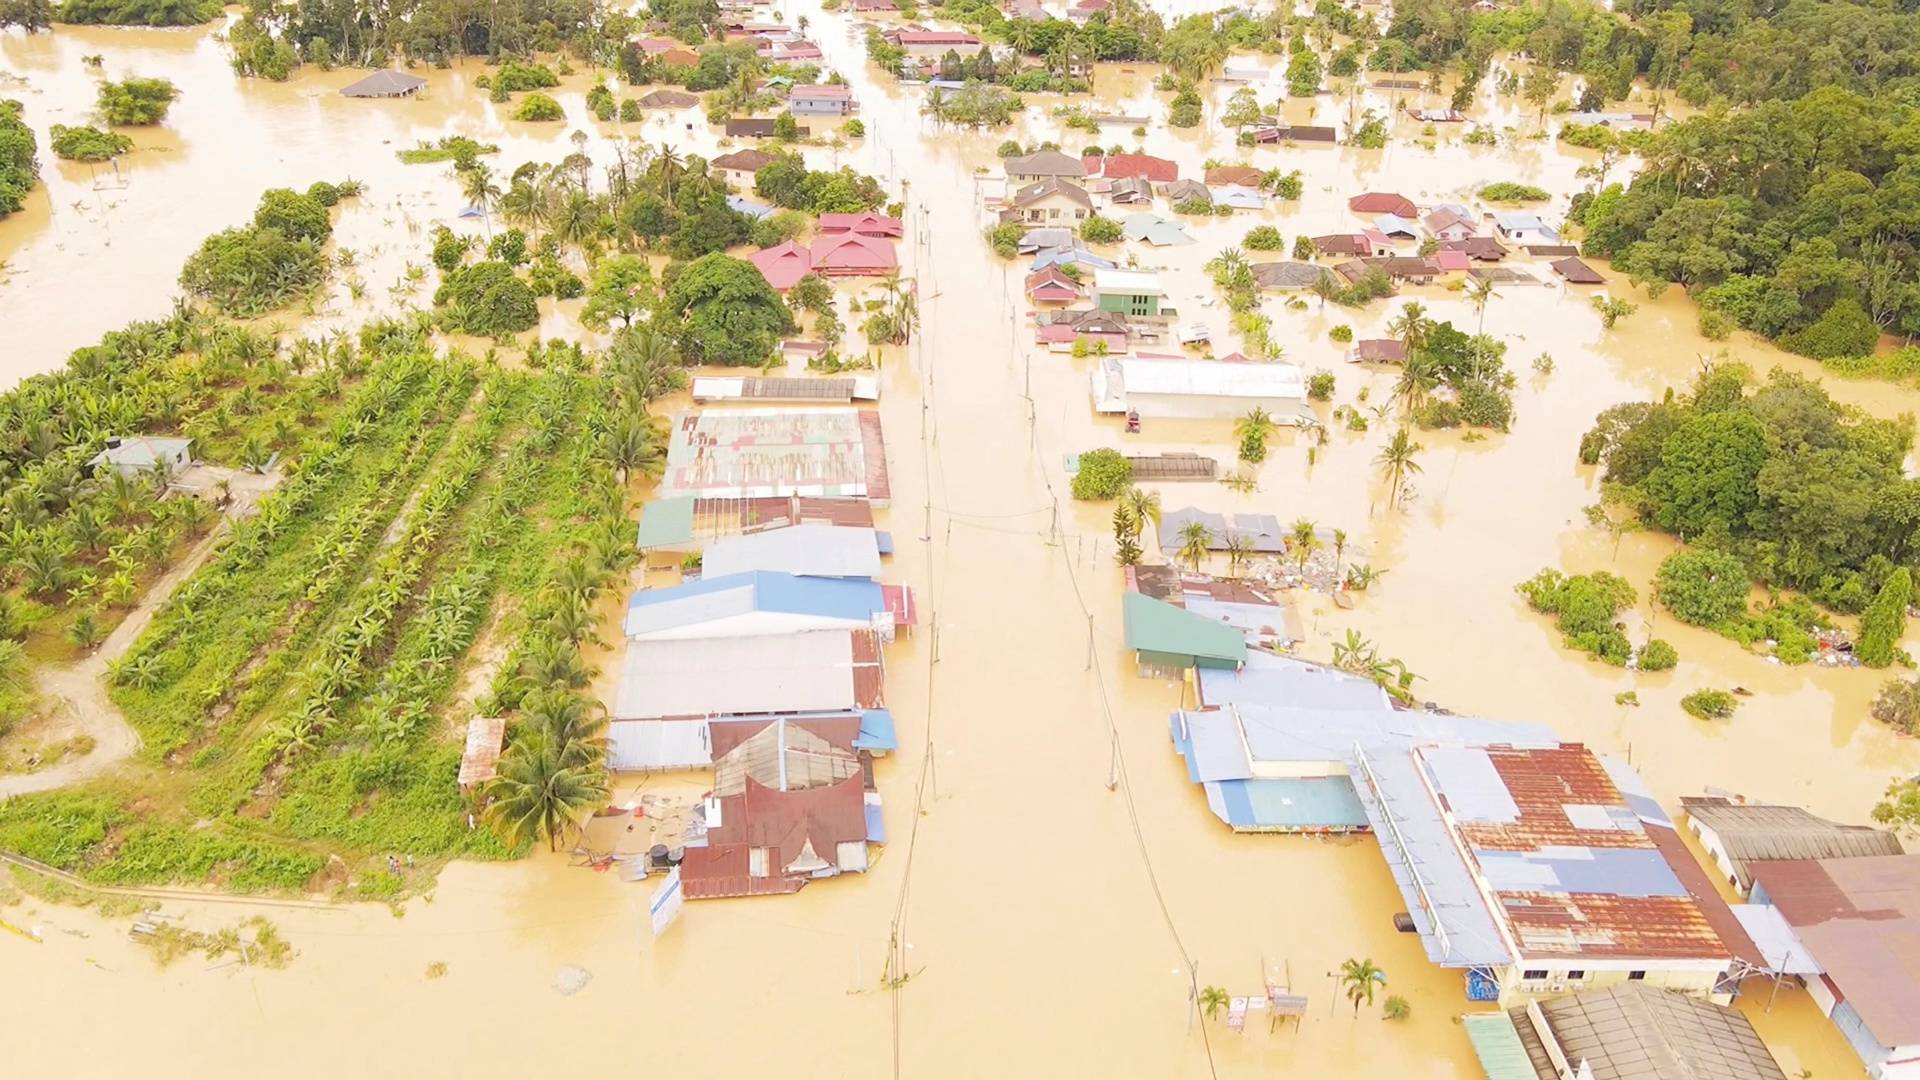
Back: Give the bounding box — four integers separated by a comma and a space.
812, 233, 897, 276
750, 241, 815, 291
818, 211, 903, 238
1432, 249, 1471, 272
631, 36, 680, 55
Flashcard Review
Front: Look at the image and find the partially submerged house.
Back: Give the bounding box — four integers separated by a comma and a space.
1092, 268, 1167, 319
699, 524, 886, 581
677, 716, 883, 900
1465, 983, 1789, 1080
1025, 265, 1082, 303
1179, 667, 1742, 1006
886, 28, 982, 55
1006, 178, 1092, 224
1161, 178, 1211, 206
1120, 213, 1194, 247
623, 570, 907, 642
1748, 855, 1920, 1080
1251, 123, 1337, 144
614, 627, 886, 721
1313, 233, 1373, 258
1205, 165, 1264, 187
812, 232, 898, 276
1091, 357, 1313, 422
1004, 149, 1086, 185
1551, 256, 1605, 284
635, 494, 877, 562
790, 83, 857, 116
1682, 795, 1903, 897
87, 435, 192, 478
1250, 262, 1323, 291
661, 408, 889, 504
1211, 185, 1265, 211
748, 241, 814, 291
609, 709, 894, 774
634, 88, 701, 109
1352, 339, 1409, 363
723, 117, 806, 138
1084, 152, 1178, 183
339, 70, 427, 98
1030, 245, 1114, 272
1122, 591, 1247, 672
711, 147, 777, 185
1493, 212, 1561, 246
1349, 191, 1418, 218
1424, 206, 1477, 242
1036, 309, 1130, 353
1373, 213, 1420, 239
1157, 506, 1285, 555
1443, 236, 1511, 262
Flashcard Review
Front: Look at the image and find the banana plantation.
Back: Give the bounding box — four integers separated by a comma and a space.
0, 308, 648, 895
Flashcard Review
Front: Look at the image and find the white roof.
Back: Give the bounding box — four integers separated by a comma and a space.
1108, 357, 1305, 398
607, 718, 714, 771
1093, 268, 1164, 294
700, 524, 883, 580
614, 632, 861, 719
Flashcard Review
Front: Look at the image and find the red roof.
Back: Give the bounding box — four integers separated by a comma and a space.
1349, 192, 1418, 216
1354, 339, 1407, 362
750, 241, 814, 291
1432, 249, 1471, 272
817, 211, 902, 237
631, 37, 679, 54
793, 83, 853, 100
811, 233, 897, 274
681, 774, 868, 900
1083, 153, 1178, 183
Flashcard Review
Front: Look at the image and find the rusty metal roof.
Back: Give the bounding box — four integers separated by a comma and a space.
1432, 745, 1733, 964
1750, 855, 1920, 1047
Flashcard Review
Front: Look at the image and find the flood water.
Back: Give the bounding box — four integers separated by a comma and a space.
1, 8, 1908, 1078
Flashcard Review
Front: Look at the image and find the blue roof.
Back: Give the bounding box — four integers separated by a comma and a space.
1494, 212, 1543, 230
1374, 213, 1418, 235
624, 571, 888, 637
1030, 247, 1116, 271
727, 195, 775, 219
865, 802, 887, 843
1212, 778, 1369, 830
855, 708, 896, 752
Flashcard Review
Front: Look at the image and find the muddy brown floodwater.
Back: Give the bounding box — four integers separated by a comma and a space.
0, 8, 1908, 1078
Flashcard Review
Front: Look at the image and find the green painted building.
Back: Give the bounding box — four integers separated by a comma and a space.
1122, 591, 1246, 670
1093, 268, 1165, 318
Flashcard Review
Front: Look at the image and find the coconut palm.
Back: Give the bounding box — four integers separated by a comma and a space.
601, 413, 666, 484
1177, 520, 1213, 572
1387, 301, 1431, 351
1394, 353, 1439, 417
522, 688, 608, 766
1123, 486, 1161, 541
1198, 985, 1230, 1020
1332, 528, 1349, 579
1339, 958, 1388, 1015
481, 730, 609, 852
1466, 276, 1498, 334
1376, 427, 1425, 508
1290, 518, 1320, 572
1234, 406, 1278, 463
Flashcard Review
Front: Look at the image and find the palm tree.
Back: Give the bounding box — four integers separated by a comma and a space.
1198, 985, 1229, 1021
1339, 958, 1387, 1015
1394, 353, 1439, 417
602, 413, 665, 484
1177, 521, 1213, 572
1111, 502, 1138, 544
481, 730, 609, 851
1234, 406, 1277, 464
522, 689, 608, 766
1376, 427, 1425, 508
1123, 486, 1161, 541
1290, 518, 1320, 572
1222, 531, 1252, 578
459, 162, 501, 217
1332, 528, 1349, 580
1466, 276, 1498, 335
1388, 301, 1430, 351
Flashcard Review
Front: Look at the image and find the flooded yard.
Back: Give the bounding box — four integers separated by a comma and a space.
2, 5, 1911, 1078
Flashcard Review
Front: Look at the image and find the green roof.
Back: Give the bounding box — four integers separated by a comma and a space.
1121, 591, 1246, 666
1462, 1013, 1536, 1080
634, 496, 696, 548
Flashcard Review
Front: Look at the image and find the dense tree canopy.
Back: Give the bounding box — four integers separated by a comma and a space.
0, 100, 37, 218
660, 253, 792, 366
437, 260, 541, 337
56, 0, 217, 25
1582, 364, 1919, 611
49, 124, 133, 162
97, 77, 180, 125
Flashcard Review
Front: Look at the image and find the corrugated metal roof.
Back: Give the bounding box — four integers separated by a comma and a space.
700, 525, 883, 580
1463, 1012, 1537, 1080
1512, 984, 1788, 1080
624, 571, 890, 638
1158, 507, 1287, 553
1121, 591, 1246, 665
1681, 796, 1902, 888
457, 714, 506, 786
1750, 854, 1920, 1047
613, 630, 880, 719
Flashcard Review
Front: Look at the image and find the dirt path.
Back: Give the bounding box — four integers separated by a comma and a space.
0, 524, 226, 800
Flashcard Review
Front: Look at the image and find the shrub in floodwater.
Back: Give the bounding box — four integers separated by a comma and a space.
1516, 568, 1636, 666
512, 93, 565, 122
1072, 448, 1132, 501
1654, 549, 1750, 627
49, 124, 133, 162
1681, 689, 1738, 720
1637, 638, 1678, 671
